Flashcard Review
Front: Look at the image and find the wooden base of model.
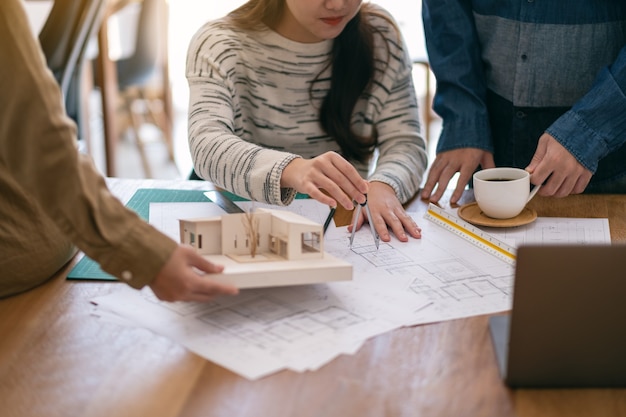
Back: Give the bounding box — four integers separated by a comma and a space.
205, 252, 352, 289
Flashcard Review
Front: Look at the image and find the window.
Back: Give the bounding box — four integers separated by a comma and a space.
301, 231, 321, 253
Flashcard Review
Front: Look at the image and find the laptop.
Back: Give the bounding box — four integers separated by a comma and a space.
489, 244, 626, 388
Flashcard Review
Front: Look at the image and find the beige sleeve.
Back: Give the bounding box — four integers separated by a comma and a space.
0, 0, 176, 289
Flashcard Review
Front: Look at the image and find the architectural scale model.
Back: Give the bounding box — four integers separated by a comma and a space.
179, 208, 352, 288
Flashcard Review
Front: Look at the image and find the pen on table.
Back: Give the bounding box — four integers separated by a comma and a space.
323, 206, 336, 234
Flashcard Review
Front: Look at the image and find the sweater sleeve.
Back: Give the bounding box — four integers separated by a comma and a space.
366, 8, 429, 203
0, 0, 176, 289
186, 24, 299, 206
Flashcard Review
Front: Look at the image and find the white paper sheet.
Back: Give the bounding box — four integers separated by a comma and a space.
92, 199, 611, 380
322, 203, 611, 325
93, 282, 429, 380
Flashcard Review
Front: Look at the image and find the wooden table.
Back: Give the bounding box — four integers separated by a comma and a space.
2, 179, 626, 417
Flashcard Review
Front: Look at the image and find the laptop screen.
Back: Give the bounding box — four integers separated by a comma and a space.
490, 244, 626, 388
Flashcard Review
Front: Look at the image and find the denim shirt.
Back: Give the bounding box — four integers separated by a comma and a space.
423, 0, 626, 186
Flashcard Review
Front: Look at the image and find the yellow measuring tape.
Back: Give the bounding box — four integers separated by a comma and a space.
424, 203, 517, 265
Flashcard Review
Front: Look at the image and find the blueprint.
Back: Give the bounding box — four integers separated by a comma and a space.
480, 216, 611, 247
239, 200, 611, 324
322, 207, 514, 324
92, 199, 611, 379
92, 281, 429, 380
151, 200, 612, 325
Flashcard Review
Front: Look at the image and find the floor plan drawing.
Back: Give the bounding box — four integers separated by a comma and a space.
149, 200, 611, 327
483, 217, 611, 246
322, 213, 515, 325
93, 281, 429, 380
91, 200, 613, 380
322, 205, 610, 325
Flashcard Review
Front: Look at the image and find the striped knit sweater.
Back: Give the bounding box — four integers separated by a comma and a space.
186, 4, 427, 206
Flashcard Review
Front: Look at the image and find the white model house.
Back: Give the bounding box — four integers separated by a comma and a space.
178, 208, 352, 288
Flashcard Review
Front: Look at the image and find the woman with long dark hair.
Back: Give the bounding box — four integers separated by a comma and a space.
187, 0, 427, 243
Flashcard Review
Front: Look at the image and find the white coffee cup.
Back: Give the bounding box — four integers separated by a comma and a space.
473, 167, 540, 219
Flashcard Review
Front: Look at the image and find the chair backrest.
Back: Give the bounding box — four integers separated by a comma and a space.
37, 0, 105, 140
38, 0, 105, 97
116, 0, 165, 90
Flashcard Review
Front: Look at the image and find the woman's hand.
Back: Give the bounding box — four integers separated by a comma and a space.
349, 181, 422, 243
281, 151, 368, 210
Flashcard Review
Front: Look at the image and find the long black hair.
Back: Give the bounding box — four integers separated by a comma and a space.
230, 2, 394, 163
316, 4, 392, 163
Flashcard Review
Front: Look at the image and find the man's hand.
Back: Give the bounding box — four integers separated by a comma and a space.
149, 245, 239, 302
420, 148, 495, 204
526, 133, 592, 197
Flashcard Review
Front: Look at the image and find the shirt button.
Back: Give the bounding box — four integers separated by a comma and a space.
516, 111, 527, 118
528, 0, 534, 3
521, 54, 528, 60
121, 270, 133, 281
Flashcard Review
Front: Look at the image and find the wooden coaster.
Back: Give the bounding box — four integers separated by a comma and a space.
457, 202, 537, 228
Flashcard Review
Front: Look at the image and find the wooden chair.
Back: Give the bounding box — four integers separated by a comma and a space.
113, 0, 175, 178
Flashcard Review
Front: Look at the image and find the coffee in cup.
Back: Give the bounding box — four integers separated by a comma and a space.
473, 167, 540, 219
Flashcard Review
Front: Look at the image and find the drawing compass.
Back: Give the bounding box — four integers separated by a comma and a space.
349, 195, 380, 249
